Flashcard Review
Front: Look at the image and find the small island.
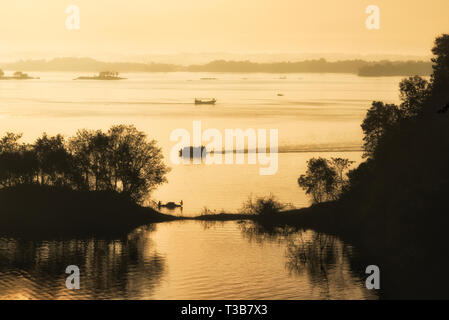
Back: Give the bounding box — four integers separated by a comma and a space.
74, 71, 126, 80
0, 70, 39, 80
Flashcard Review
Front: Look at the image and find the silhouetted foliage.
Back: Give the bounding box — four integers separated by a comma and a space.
187, 59, 433, 76
1, 57, 180, 73
98, 71, 119, 78
358, 60, 432, 77
1, 57, 433, 76
330, 157, 355, 190
431, 34, 449, 92
360, 102, 401, 158
13, 71, 29, 78
399, 75, 430, 118
242, 194, 288, 216
298, 157, 353, 204
300, 34, 449, 298
0, 125, 169, 203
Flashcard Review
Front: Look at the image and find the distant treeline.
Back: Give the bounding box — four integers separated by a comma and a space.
186, 59, 368, 73
358, 60, 432, 77
1, 57, 179, 73
0, 57, 433, 77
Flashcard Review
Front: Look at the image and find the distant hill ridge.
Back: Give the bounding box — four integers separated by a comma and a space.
0, 57, 433, 77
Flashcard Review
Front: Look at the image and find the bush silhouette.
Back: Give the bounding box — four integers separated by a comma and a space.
242, 194, 287, 216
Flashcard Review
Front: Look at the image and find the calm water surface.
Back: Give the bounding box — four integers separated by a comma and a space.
0, 221, 377, 300
0, 72, 402, 215
0, 73, 393, 299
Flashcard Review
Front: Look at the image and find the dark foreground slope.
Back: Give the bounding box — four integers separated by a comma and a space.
243, 199, 449, 300
0, 185, 177, 236
275, 35, 449, 299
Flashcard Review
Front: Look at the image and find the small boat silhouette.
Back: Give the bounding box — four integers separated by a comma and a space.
158, 201, 183, 210
179, 146, 206, 158
195, 98, 216, 105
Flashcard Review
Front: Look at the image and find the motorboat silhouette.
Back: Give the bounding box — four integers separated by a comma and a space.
195, 98, 216, 105
179, 146, 207, 158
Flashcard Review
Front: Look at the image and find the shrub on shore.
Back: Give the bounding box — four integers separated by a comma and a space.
242, 194, 290, 217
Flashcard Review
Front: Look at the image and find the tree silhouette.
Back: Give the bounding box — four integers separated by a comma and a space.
0, 125, 169, 204
298, 158, 339, 204
399, 75, 429, 118
361, 101, 401, 158
330, 157, 354, 189
106, 125, 169, 203
321, 34, 449, 298
34, 134, 73, 186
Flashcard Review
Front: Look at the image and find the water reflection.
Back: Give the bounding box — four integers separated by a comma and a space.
286, 232, 341, 277
239, 220, 297, 244
239, 221, 376, 299
0, 221, 376, 300
0, 225, 166, 300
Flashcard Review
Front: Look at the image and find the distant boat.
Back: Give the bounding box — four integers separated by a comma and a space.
200, 77, 217, 80
158, 201, 183, 210
279, 76, 287, 80
195, 98, 216, 105
179, 146, 207, 158
277, 93, 284, 96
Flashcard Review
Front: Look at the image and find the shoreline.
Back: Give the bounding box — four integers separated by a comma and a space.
0, 77, 39, 80
0, 184, 335, 237
0, 185, 180, 237
0, 187, 433, 298
0, 70, 428, 78
1, 57, 433, 78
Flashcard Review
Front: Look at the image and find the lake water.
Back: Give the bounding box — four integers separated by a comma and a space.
0, 72, 400, 299
0, 72, 402, 215
0, 220, 378, 300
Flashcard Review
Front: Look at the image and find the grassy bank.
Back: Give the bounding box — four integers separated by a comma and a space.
0, 185, 179, 237
190, 201, 345, 229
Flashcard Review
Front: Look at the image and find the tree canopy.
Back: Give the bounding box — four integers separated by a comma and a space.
298, 157, 353, 204
296, 34, 449, 297
0, 125, 169, 203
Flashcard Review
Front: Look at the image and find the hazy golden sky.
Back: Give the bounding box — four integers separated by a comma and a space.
1, 0, 448, 59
